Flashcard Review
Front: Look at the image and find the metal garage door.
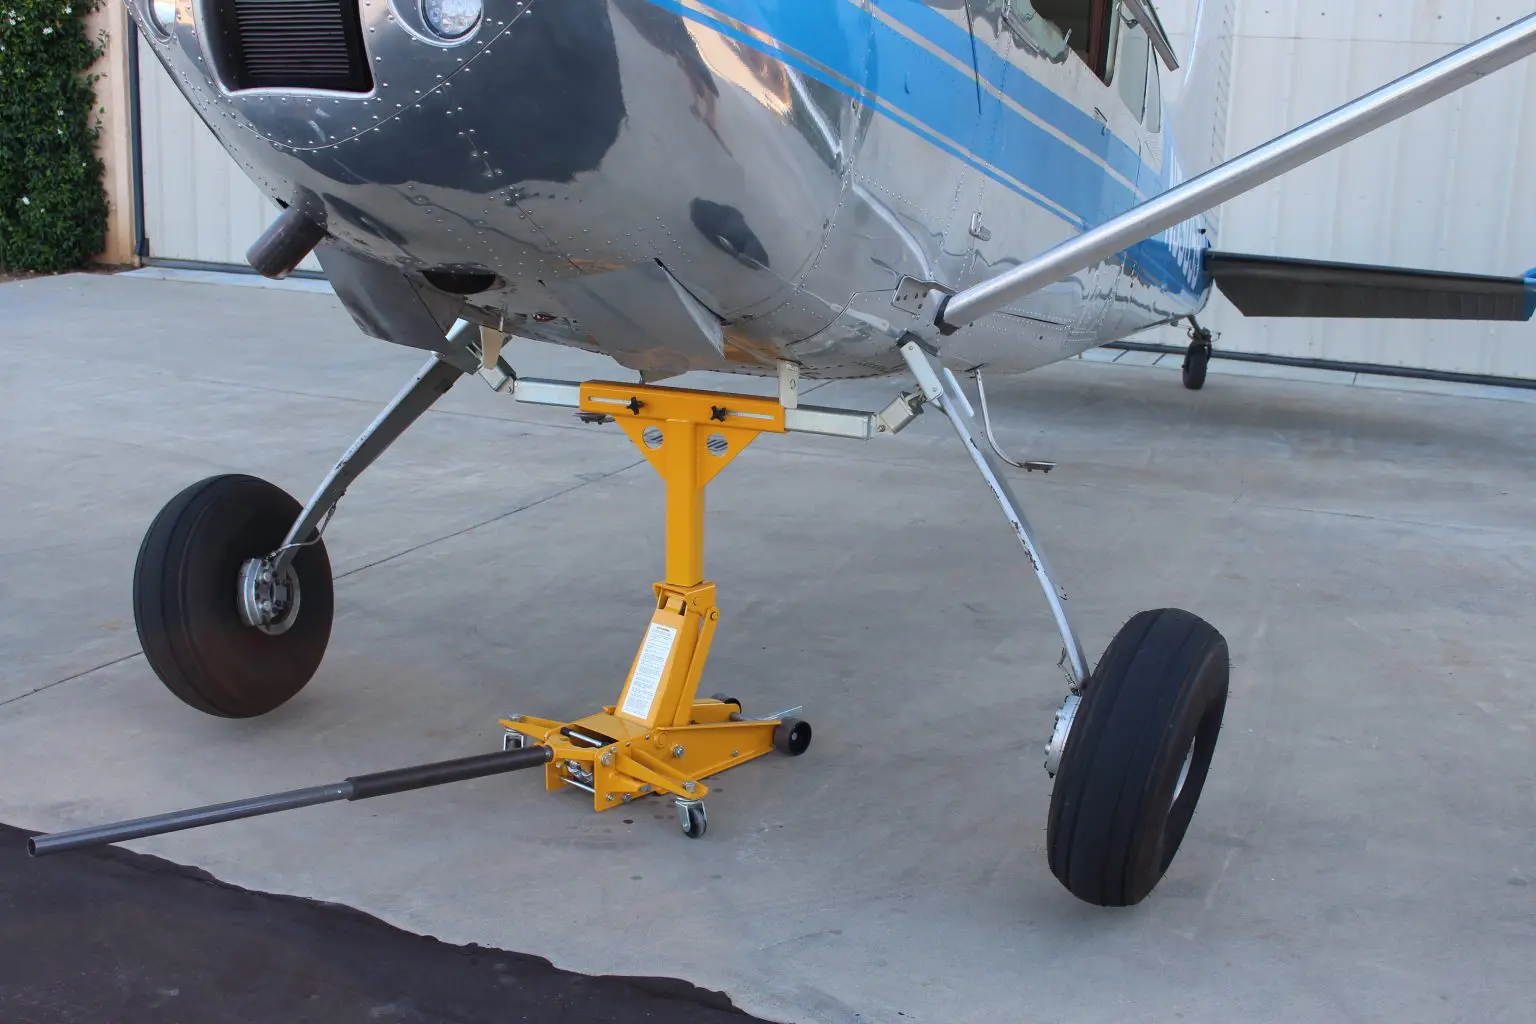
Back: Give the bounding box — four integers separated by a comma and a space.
135, 42, 319, 274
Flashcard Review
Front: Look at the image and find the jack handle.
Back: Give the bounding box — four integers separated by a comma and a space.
28, 745, 554, 858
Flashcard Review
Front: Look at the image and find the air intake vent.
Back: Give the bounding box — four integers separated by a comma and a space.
209, 0, 373, 93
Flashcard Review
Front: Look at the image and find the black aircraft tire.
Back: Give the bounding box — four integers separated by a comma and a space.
1182, 344, 1210, 390
1046, 608, 1229, 907
133, 474, 333, 719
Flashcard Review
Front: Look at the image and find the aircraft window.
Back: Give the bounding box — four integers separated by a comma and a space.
1116, 14, 1150, 123
1001, 1, 1072, 64
1032, 0, 1116, 82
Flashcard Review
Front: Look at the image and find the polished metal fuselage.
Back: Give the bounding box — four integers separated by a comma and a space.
136, 0, 1213, 380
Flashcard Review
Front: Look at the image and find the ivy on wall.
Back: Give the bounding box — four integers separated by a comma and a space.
0, 0, 108, 272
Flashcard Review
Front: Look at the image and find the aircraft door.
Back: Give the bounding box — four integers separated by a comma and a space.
950, 1, 1008, 295
926, 3, 995, 296
961, 1, 1095, 334
1104, 5, 1175, 337
1075, 1, 1157, 339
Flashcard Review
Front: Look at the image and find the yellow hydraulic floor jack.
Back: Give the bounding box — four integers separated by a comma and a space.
28, 361, 920, 860
499, 380, 813, 838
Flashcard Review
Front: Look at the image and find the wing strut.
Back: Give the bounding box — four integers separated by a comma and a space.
932, 13, 1536, 334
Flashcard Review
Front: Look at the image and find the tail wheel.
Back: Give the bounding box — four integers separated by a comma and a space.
1046, 608, 1229, 907
1182, 340, 1211, 390
133, 474, 334, 719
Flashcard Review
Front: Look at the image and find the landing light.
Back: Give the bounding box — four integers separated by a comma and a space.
421, 0, 481, 39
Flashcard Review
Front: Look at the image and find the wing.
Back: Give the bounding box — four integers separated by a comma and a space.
1204, 251, 1536, 323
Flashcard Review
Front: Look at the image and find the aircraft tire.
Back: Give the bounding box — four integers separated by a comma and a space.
133, 474, 333, 719
1045, 608, 1228, 907
1182, 342, 1210, 390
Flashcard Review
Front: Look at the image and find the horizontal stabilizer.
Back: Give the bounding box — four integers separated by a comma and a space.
1205, 251, 1536, 322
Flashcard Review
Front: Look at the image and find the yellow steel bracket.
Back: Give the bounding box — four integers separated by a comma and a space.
499, 381, 807, 833
584, 380, 785, 591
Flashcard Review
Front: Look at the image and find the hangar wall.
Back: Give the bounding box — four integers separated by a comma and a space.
1154, 0, 1536, 379
129, 1, 1536, 377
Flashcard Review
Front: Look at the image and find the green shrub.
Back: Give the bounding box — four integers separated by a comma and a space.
0, 0, 108, 273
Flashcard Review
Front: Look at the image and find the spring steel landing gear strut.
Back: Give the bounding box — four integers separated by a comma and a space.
900, 337, 1230, 907
499, 381, 813, 838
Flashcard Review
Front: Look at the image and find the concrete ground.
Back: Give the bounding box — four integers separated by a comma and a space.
2, 272, 1534, 1024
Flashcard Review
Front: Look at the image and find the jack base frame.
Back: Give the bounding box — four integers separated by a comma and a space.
500, 701, 782, 810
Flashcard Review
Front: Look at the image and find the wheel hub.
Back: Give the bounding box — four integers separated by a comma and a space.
1044, 692, 1081, 778
1172, 741, 1195, 803
238, 557, 302, 635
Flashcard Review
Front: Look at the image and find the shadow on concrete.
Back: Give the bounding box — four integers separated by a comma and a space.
0, 822, 773, 1024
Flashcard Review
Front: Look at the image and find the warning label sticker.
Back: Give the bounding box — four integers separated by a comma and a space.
620, 623, 678, 720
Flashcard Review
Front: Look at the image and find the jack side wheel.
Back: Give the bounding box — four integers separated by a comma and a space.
773, 717, 812, 756
133, 474, 334, 718
677, 799, 707, 839
1046, 608, 1229, 907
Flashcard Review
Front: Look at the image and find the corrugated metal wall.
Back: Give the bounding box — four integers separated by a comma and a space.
136, 45, 319, 273
1155, 0, 1536, 378
132, 2, 1535, 375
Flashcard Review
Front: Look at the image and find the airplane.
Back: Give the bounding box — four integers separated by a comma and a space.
25, 0, 1536, 910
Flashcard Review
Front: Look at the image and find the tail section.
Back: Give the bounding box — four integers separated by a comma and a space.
1167, 0, 1236, 238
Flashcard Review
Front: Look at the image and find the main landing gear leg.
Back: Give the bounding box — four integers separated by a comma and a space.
899, 340, 1091, 687
899, 339, 1231, 907
132, 350, 468, 718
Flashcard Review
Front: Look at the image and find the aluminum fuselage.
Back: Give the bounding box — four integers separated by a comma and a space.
137, 0, 1214, 379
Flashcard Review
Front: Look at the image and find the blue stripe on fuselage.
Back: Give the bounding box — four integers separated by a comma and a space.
640, 0, 1205, 299
873, 0, 1151, 189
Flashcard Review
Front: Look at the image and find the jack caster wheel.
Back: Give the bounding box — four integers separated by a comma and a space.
677, 799, 707, 839
133, 474, 334, 719
773, 717, 812, 756
709, 692, 741, 711
1182, 338, 1211, 390
1046, 608, 1229, 907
